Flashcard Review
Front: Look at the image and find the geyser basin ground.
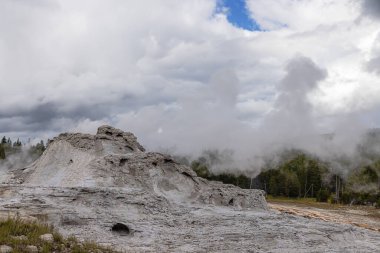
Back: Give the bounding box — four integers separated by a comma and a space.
0, 126, 379, 252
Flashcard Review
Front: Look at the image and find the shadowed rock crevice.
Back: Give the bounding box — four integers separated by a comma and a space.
111, 223, 130, 236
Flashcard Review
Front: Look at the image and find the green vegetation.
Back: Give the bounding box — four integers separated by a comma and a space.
266, 195, 323, 206
0, 217, 117, 253
255, 152, 326, 198
316, 188, 330, 202
0, 145, 5, 160
0, 136, 46, 161
188, 148, 380, 208
190, 150, 251, 189
28, 140, 46, 158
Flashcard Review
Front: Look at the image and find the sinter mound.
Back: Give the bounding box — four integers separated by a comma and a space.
13, 125, 267, 208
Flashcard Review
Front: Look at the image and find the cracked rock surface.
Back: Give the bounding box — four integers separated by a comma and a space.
0, 126, 379, 252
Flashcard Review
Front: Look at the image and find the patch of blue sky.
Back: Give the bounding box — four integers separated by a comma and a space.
215, 0, 261, 31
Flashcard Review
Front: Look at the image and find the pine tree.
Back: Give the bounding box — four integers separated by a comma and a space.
0, 145, 5, 159
13, 138, 21, 147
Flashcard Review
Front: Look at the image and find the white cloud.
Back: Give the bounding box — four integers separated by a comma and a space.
246, 0, 358, 31
1, 0, 380, 170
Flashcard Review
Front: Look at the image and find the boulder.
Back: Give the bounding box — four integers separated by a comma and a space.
0, 246, 12, 253
26, 245, 38, 253
39, 233, 54, 243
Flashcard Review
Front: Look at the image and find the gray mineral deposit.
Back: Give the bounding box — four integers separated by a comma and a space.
0, 126, 379, 252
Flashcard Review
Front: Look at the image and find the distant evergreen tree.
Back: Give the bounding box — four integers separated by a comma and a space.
28, 140, 46, 158
252, 152, 328, 198
1, 136, 6, 145
37, 140, 46, 152
191, 160, 210, 178
316, 188, 330, 202
186, 143, 379, 205
13, 138, 22, 147
0, 145, 5, 159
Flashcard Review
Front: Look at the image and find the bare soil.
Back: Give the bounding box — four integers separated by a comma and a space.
268, 199, 380, 232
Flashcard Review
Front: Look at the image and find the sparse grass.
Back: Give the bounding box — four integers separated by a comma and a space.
0, 217, 118, 253
266, 195, 345, 209
266, 195, 317, 204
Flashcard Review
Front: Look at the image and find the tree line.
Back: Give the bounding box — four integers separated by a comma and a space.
185, 148, 380, 207
0, 136, 46, 161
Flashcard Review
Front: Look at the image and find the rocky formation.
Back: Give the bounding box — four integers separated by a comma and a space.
7, 125, 266, 209
0, 126, 380, 252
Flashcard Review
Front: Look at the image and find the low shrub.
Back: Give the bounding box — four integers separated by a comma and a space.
316, 188, 329, 202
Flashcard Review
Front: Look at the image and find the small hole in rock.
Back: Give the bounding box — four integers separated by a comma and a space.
228, 199, 234, 206
152, 161, 157, 166
111, 223, 130, 235
105, 131, 113, 136
125, 145, 134, 151
163, 158, 174, 163
119, 158, 128, 166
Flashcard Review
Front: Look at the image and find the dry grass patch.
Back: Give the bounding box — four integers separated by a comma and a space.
0, 217, 118, 253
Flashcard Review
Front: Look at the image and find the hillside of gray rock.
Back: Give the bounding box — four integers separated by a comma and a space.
0, 126, 379, 252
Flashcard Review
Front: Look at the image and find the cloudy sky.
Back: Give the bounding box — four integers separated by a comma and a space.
1, 0, 380, 165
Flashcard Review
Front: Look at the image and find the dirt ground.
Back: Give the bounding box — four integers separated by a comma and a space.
268, 199, 380, 232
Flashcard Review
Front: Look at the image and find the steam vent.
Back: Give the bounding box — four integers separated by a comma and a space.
1, 126, 379, 252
